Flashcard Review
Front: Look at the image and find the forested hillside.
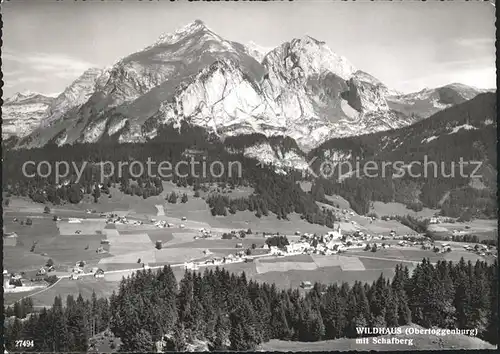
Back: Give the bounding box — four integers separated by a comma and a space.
308, 92, 497, 217
3, 123, 329, 225
4, 258, 497, 352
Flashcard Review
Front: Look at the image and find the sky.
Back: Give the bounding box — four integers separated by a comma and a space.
2, 0, 496, 98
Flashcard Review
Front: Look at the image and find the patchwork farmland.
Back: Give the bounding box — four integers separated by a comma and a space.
3, 187, 497, 309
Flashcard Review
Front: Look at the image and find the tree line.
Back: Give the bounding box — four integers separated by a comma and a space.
4, 258, 498, 352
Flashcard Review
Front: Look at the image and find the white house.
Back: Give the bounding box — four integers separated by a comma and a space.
316, 244, 326, 253
270, 246, 280, 254
337, 244, 347, 252
68, 218, 82, 224
326, 239, 342, 250
285, 242, 309, 254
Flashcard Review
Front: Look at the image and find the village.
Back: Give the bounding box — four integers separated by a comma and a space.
4, 209, 496, 293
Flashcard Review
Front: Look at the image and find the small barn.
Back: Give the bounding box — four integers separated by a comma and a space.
3, 233, 18, 247
300, 281, 313, 289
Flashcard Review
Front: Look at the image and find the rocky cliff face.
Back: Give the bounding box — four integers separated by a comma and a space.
2, 92, 55, 139
41, 67, 108, 128
14, 20, 487, 157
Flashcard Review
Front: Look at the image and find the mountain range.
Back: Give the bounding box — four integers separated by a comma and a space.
4, 20, 493, 155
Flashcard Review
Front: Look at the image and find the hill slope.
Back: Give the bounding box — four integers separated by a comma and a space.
386, 83, 492, 120
309, 92, 497, 216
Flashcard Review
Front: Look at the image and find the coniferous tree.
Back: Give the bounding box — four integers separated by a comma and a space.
123, 329, 154, 352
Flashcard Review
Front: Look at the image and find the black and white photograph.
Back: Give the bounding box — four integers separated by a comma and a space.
2, 0, 498, 352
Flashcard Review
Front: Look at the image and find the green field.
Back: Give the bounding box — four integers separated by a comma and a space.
28, 277, 119, 308
168, 237, 265, 249
35, 234, 112, 265
3, 247, 50, 273
358, 256, 414, 270
429, 219, 498, 241
370, 201, 439, 219
346, 248, 445, 263
4, 289, 42, 306
259, 254, 314, 263
254, 266, 396, 289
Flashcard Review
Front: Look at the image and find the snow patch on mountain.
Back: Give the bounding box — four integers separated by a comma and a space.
245, 41, 274, 63
421, 135, 439, 144
448, 124, 477, 135
145, 20, 209, 50
483, 118, 494, 126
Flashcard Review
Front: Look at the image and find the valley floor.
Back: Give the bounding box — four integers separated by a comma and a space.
3, 187, 497, 309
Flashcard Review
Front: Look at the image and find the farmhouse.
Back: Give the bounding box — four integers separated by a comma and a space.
3, 232, 18, 247
184, 262, 199, 270
155, 220, 167, 228
300, 281, 313, 289
72, 266, 84, 274
3, 271, 14, 289
269, 246, 280, 254
94, 269, 105, 278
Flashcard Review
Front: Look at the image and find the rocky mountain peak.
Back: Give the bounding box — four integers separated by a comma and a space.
146, 19, 212, 49
4, 91, 49, 104
11, 22, 488, 159
264, 36, 356, 83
